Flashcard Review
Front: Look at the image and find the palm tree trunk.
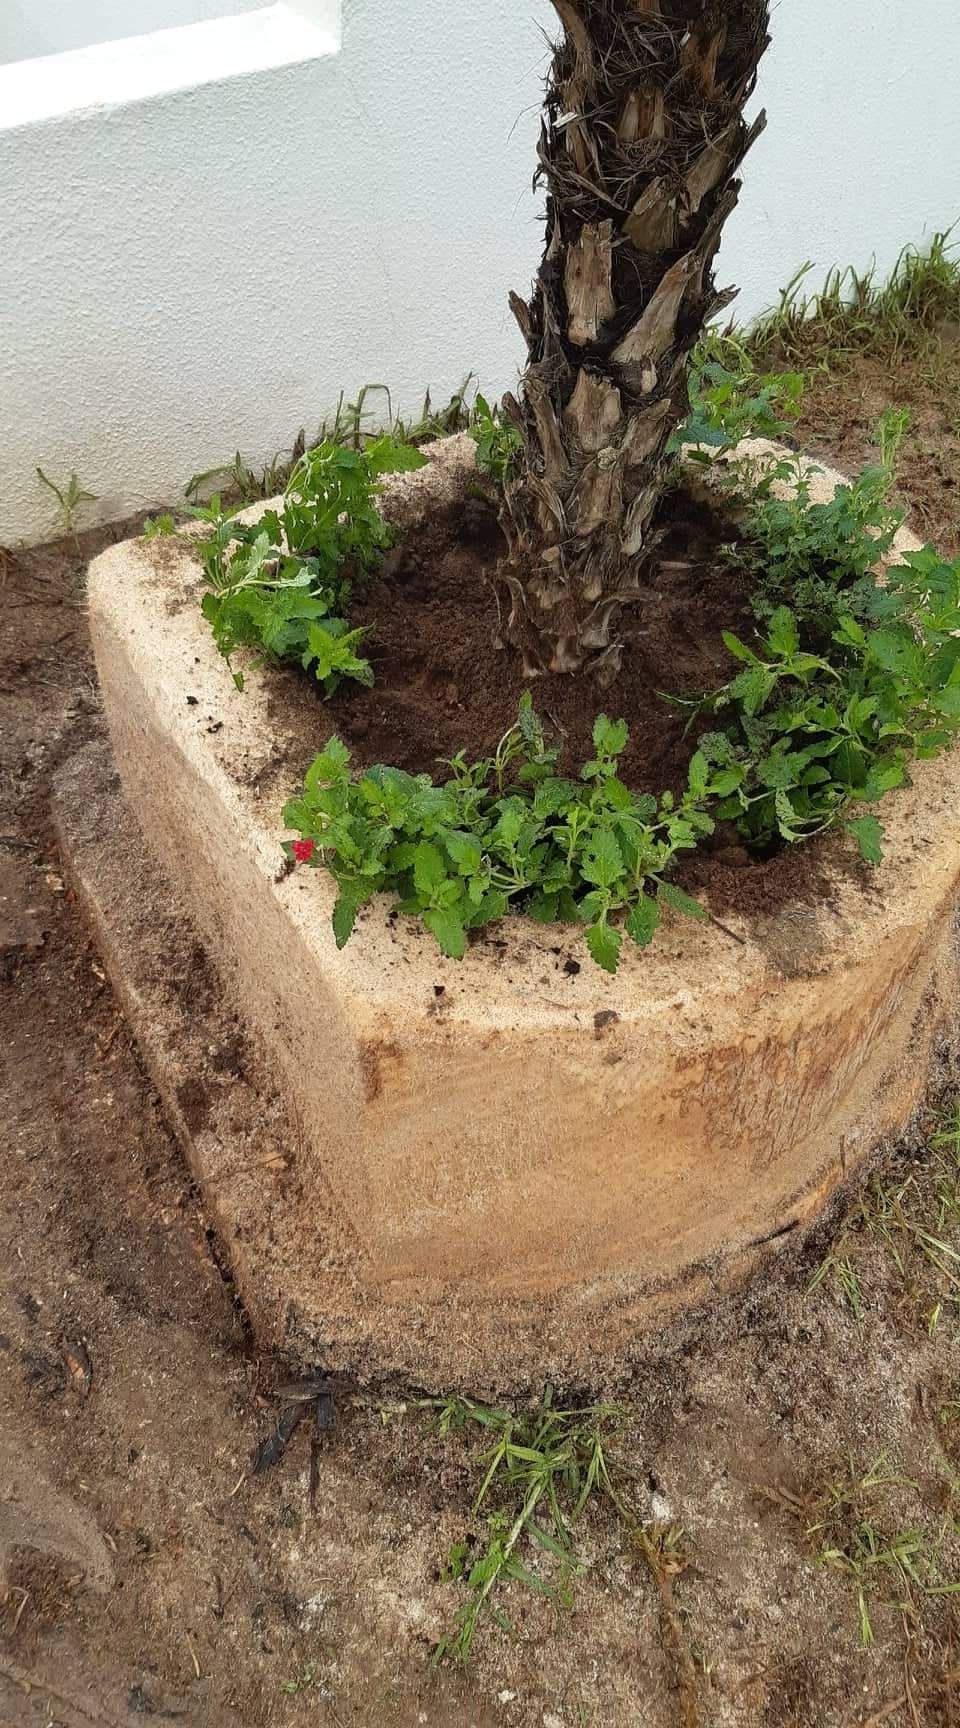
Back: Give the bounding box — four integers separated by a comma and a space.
500, 0, 770, 679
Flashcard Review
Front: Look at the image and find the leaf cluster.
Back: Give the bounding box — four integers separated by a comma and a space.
700, 540, 960, 854
283, 696, 713, 972
283, 420, 960, 969
193, 434, 426, 691
469, 393, 522, 486
729, 410, 909, 634
670, 349, 804, 460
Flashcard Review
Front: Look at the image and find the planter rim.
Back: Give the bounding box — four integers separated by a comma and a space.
112, 432, 939, 1033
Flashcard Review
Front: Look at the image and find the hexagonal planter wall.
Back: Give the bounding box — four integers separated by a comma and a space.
82, 439, 960, 1388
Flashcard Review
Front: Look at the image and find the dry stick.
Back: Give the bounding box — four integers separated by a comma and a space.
902, 1613, 922, 1728
10, 1590, 30, 1633
632, 1529, 700, 1728
708, 911, 747, 946
859, 1701, 906, 1728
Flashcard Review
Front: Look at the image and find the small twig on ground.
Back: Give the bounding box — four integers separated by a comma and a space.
860, 1700, 906, 1728
631, 1525, 701, 1728
708, 912, 746, 945
10, 1590, 30, 1633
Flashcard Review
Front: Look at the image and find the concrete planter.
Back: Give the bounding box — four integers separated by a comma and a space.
84, 437, 960, 1389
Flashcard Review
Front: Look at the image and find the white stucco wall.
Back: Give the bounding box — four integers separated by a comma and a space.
1, 0, 958, 544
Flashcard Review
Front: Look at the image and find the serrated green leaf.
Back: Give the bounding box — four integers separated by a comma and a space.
304, 738, 351, 797
493, 800, 526, 849
423, 906, 467, 959
932, 685, 960, 719
687, 751, 710, 797
625, 895, 661, 948
722, 630, 756, 664
526, 891, 559, 923
867, 629, 923, 678
710, 767, 744, 797
332, 892, 360, 948
364, 435, 429, 478
657, 881, 709, 921
443, 829, 483, 873
774, 788, 802, 837
533, 778, 579, 818
413, 840, 446, 895
766, 607, 799, 658
757, 751, 809, 790
592, 715, 629, 758
863, 761, 906, 800
729, 664, 776, 716
847, 815, 884, 864
464, 891, 509, 928
833, 614, 867, 648
580, 829, 625, 889
586, 921, 621, 974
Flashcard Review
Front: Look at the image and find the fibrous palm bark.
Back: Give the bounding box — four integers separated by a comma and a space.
500, 0, 770, 678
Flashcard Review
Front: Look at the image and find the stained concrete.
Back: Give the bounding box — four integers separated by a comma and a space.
79, 436, 960, 1387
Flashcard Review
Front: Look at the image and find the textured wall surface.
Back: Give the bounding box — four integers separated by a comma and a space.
2, 0, 959, 543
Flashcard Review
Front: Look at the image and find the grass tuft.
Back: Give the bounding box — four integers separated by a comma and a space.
403, 1390, 708, 1717
765, 1456, 960, 1649
809, 1102, 960, 1329
185, 230, 959, 516
807, 1459, 928, 1647
419, 1389, 630, 1664
184, 376, 479, 506
733, 228, 960, 372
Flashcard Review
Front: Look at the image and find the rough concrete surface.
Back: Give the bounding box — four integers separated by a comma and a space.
81, 437, 960, 1388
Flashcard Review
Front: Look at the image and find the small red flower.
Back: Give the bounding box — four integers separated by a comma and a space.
292, 838, 315, 864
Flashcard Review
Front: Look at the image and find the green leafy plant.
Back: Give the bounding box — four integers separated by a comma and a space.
727, 409, 909, 632
283, 696, 715, 973
35, 466, 97, 545
184, 376, 478, 506
671, 344, 804, 460
697, 535, 960, 855
142, 512, 177, 538
197, 434, 425, 691
281, 415, 960, 970
417, 1390, 630, 1663
470, 393, 522, 486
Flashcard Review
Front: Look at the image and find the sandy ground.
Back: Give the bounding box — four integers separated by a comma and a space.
2, 341, 960, 1727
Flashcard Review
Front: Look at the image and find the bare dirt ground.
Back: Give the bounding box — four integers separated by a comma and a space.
2, 339, 960, 1728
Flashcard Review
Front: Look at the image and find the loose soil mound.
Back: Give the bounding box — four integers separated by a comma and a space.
332, 480, 745, 788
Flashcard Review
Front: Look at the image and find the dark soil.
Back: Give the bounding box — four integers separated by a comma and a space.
332, 481, 752, 793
